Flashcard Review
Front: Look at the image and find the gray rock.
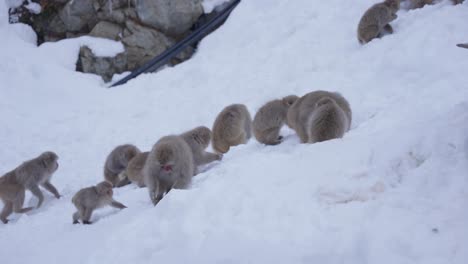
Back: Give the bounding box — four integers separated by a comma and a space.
93, 0, 134, 11
78, 46, 127, 82
59, 0, 97, 32
47, 14, 67, 34
96, 7, 138, 25
136, 0, 203, 36
89, 21, 123, 40
121, 20, 175, 69
77, 18, 196, 82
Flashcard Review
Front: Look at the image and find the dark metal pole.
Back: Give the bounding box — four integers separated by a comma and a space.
110, 0, 241, 88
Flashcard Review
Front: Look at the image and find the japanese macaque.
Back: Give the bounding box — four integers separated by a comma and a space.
357, 0, 400, 44
15, 151, 61, 208
212, 104, 252, 153
0, 171, 33, 224
405, 0, 463, 9
143, 136, 194, 205
406, 0, 433, 9
287, 91, 352, 143
104, 144, 140, 187
180, 126, 222, 170
0, 151, 60, 223
119, 151, 149, 188
72, 181, 126, 224
253, 95, 299, 145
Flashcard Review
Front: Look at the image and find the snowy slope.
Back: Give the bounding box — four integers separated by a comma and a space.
1, 0, 468, 263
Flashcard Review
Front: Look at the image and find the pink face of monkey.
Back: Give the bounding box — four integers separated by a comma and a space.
97, 181, 114, 197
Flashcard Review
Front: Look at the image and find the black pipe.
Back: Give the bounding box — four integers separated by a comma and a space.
110, 0, 241, 88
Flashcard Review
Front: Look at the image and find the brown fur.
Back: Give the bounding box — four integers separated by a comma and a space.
212, 104, 252, 153
405, 0, 463, 9
287, 91, 352, 143
143, 136, 195, 205
0, 171, 33, 224
72, 181, 126, 224
15, 151, 61, 209
104, 144, 140, 187
357, 0, 400, 44
180, 126, 222, 171
253, 95, 299, 145
120, 152, 150, 188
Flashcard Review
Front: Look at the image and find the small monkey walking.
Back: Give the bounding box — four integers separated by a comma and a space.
16, 151, 61, 208
357, 0, 400, 44
212, 104, 252, 153
72, 181, 126, 224
0, 151, 60, 223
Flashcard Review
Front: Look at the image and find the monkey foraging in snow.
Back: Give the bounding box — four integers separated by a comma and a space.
253, 95, 299, 145
104, 144, 140, 187
143, 136, 194, 205
287, 91, 352, 143
357, 0, 400, 44
212, 104, 252, 153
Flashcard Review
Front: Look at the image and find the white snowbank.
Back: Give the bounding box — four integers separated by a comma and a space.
203, 0, 232, 13
0, 0, 468, 263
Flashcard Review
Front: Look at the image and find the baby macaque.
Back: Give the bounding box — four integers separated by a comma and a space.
253, 95, 299, 145
287, 91, 352, 143
104, 144, 140, 187
143, 136, 194, 205
357, 0, 400, 44
72, 181, 126, 224
212, 104, 252, 153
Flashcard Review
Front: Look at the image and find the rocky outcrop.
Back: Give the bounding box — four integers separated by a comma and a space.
59, 0, 97, 32
8, 0, 211, 82
77, 46, 127, 82
136, 0, 204, 37
89, 21, 122, 41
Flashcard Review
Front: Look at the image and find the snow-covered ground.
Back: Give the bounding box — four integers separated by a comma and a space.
1, 0, 468, 263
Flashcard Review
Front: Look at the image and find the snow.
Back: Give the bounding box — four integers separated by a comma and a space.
202, 0, 232, 13
5, 0, 22, 9
25, 1, 41, 14
1, 0, 468, 263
